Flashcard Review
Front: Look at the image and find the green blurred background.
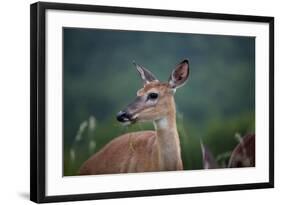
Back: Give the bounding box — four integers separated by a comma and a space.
63, 28, 255, 176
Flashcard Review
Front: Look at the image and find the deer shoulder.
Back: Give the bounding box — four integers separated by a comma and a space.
79, 130, 157, 175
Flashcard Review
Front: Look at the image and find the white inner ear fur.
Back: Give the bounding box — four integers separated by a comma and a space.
169, 78, 188, 90
137, 66, 149, 84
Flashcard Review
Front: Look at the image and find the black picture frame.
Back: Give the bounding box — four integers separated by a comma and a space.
30, 1, 274, 203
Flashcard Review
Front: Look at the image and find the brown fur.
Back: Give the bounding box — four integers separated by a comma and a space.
79, 131, 160, 175
137, 82, 170, 95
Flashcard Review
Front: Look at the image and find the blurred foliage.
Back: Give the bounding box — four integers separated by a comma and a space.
63, 28, 255, 176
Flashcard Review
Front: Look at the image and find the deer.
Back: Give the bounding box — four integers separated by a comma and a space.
79, 59, 190, 175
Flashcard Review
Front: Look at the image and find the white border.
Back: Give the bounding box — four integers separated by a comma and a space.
46, 9, 269, 196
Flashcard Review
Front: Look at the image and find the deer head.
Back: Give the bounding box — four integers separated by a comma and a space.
116, 59, 189, 125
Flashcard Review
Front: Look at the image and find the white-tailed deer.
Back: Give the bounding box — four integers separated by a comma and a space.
79, 59, 190, 175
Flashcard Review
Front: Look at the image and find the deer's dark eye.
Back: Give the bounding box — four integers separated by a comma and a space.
147, 92, 158, 100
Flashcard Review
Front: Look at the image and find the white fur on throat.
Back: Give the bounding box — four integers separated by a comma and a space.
154, 117, 169, 130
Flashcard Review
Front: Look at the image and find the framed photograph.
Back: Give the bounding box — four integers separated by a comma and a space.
30, 2, 274, 203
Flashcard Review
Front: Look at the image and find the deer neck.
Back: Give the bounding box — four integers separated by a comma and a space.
153, 97, 182, 170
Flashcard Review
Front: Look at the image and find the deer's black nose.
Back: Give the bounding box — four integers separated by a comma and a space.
116, 111, 130, 122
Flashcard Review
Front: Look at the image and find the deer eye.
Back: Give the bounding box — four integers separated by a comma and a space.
147, 92, 158, 100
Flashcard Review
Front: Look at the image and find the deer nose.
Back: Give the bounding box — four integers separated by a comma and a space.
116, 111, 130, 122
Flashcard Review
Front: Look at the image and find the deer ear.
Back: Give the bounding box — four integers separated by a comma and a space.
134, 62, 158, 85
168, 59, 189, 89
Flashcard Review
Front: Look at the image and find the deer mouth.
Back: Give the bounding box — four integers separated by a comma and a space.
116, 111, 138, 125
122, 116, 138, 126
